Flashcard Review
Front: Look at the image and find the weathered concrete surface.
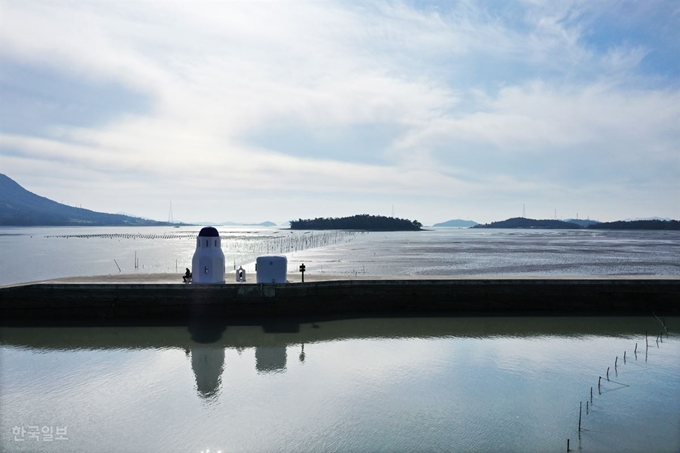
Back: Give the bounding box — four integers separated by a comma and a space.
1, 278, 678, 321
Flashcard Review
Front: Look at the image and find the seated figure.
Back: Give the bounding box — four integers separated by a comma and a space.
183, 268, 192, 283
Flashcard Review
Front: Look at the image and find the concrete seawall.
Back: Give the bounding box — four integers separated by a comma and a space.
1, 278, 678, 321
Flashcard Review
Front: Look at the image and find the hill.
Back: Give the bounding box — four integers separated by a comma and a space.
564, 219, 600, 228
0, 174, 168, 226
588, 220, 680, 230
433, 219, 478, 228
290, 214, 423, 231
473, 217, 581, 229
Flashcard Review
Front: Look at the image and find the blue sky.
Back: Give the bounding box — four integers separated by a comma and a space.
0, 0, 678, 224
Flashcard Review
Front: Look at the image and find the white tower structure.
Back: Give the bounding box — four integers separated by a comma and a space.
191, 227, 225, 284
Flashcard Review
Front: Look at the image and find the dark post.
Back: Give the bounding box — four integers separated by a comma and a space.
579, 402, 582, 431
299, 263, 306, 283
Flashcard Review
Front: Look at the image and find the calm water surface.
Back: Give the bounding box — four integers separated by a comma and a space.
1, 227, 679, 285
1, 317, 679, 452
1, 227, 679, 452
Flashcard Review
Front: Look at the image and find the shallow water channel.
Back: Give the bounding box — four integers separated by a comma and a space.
1, 316, 679, 452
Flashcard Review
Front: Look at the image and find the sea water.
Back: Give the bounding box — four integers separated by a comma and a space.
1, 227, 679, 452
1, 227, 679, 286
1, 317, 679, 452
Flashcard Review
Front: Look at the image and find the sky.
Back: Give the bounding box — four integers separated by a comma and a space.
0, 0, 678, 225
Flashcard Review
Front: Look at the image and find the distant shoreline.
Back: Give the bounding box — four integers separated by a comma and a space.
473, 217, 680, 231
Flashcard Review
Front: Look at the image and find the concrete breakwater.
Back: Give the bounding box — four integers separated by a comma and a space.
1, 278, 679, 321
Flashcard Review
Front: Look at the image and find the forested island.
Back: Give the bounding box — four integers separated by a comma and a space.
474, 218, 581, 229
474, 217, 680, 230
589, 220, 680, 230
290, 214, 423, 231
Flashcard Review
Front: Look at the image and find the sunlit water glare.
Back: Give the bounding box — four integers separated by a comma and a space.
1, 227, 679, 286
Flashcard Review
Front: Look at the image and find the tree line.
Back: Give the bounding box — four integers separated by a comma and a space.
290, 214, 423, 231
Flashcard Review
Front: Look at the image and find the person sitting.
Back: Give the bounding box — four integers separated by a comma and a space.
183, 268, 192, 283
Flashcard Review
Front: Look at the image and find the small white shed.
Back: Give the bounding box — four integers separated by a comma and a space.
256, 255, 287, 284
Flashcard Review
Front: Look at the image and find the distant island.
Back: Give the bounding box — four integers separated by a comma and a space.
474, 218, 581, 229
588, 220, 680, 230
290, 214, 423, 231
564, 219, 600, 228
474, 217, 679, 230
217, 221, 276, 227
0, 173, 170, 227
433, 219, 478, 228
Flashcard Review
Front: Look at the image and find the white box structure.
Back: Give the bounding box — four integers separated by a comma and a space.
256, 255, 287, 284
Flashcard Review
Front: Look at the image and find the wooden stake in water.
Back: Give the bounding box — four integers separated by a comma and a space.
607, 367, 610, 381
578, 402, 582, 431
567, 439, 570, 451
586, 401, 589, 415
598, 376, 602, 394
590, 387, 593, 403
624, 351, 626, 364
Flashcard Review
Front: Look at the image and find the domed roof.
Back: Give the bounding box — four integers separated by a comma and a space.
198, 226, 220, 237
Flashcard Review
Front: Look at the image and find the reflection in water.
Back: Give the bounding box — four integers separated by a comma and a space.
255, 346, 287, 373
186, 318, 228, 399
191, 347, 225, 399
0, 317, 678, 453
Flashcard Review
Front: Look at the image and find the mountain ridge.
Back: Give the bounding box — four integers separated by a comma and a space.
433, 219, 478, 227
0, 174, 169, 226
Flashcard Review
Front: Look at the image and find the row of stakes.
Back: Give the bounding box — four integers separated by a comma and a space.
46, 231, 360, 256
567, 316, 669, 452
48, 231, 359, 273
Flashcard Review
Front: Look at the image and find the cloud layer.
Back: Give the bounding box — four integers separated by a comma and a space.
1, 0, 678, 223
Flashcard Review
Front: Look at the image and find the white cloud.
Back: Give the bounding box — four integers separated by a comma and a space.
0, 0, 678, 223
